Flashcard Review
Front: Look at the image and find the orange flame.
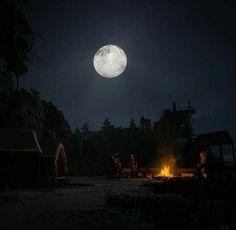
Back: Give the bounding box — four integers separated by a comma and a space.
159, 165, 173, 177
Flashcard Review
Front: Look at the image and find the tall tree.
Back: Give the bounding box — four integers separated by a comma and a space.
102, 118, 114, 131
129, 118, 137, 130
0, 0, 34, 90
139, 116, 151, 130
81, 122, 89, 134
74, 127, 80, 137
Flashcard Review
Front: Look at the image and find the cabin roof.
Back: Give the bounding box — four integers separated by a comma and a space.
195, 130, 233, 146
0, 129, 42, 153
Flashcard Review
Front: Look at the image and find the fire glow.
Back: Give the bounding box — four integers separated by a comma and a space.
159, 165, 173, 177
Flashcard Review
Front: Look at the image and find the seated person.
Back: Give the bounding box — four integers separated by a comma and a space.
196, 150, 211, 179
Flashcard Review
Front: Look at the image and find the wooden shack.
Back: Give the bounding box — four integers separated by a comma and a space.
40, 140, 69, 178
195, 130, 235, 166
0, 129, 42, 187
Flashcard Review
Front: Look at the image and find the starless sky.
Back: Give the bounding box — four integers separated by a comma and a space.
22, 0, 236, 130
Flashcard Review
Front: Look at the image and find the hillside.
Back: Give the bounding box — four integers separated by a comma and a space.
0, 89, 72, 139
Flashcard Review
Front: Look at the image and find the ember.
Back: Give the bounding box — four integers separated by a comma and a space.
158, 165, 173, 177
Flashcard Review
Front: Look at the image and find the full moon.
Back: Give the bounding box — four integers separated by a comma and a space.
93, 45, 127, 78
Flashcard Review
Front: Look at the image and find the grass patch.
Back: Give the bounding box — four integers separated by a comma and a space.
106, 173, 236, 230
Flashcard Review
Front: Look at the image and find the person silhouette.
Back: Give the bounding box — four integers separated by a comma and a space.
129, 154, 138, 177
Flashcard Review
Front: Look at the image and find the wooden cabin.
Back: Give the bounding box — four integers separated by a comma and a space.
40, 140, 69, 178
0, 129, 42, 187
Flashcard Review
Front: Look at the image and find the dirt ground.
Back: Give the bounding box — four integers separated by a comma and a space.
0, 177, 152, 230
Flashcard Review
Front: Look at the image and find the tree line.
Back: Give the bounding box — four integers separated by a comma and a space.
74, 117, 156, 175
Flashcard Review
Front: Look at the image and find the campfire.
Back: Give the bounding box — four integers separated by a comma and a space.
158, 165, 173, 177
146, 155, 195, 180
155, 155, 176, 178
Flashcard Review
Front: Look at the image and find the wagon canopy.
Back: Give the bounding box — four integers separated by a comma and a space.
195, 130, 233, 146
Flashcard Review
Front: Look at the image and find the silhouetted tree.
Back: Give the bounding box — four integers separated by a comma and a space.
0, 0, 34, 90
129, 118, 137, 130
81, 122, 89, 134
74, 127, 80, 137
75, 127, 80, 134
102, 118, 114, 131
139, 116, 151, 130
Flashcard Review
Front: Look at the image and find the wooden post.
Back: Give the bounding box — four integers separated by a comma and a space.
219, 145, 224, 163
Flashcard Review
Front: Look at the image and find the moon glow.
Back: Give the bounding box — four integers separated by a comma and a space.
93, 45, 127, 78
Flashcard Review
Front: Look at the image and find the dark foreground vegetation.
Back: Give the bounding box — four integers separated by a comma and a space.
106, 173, 236, 230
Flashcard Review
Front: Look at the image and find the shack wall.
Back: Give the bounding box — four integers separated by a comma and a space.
0, 151, 41, 187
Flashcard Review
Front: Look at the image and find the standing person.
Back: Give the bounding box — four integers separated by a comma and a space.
114, 153, 122, 178
110, 154, 117, 178
129, 154, 138, 177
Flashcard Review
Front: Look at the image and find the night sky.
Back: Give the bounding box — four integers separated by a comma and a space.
22, 0, 236, 130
